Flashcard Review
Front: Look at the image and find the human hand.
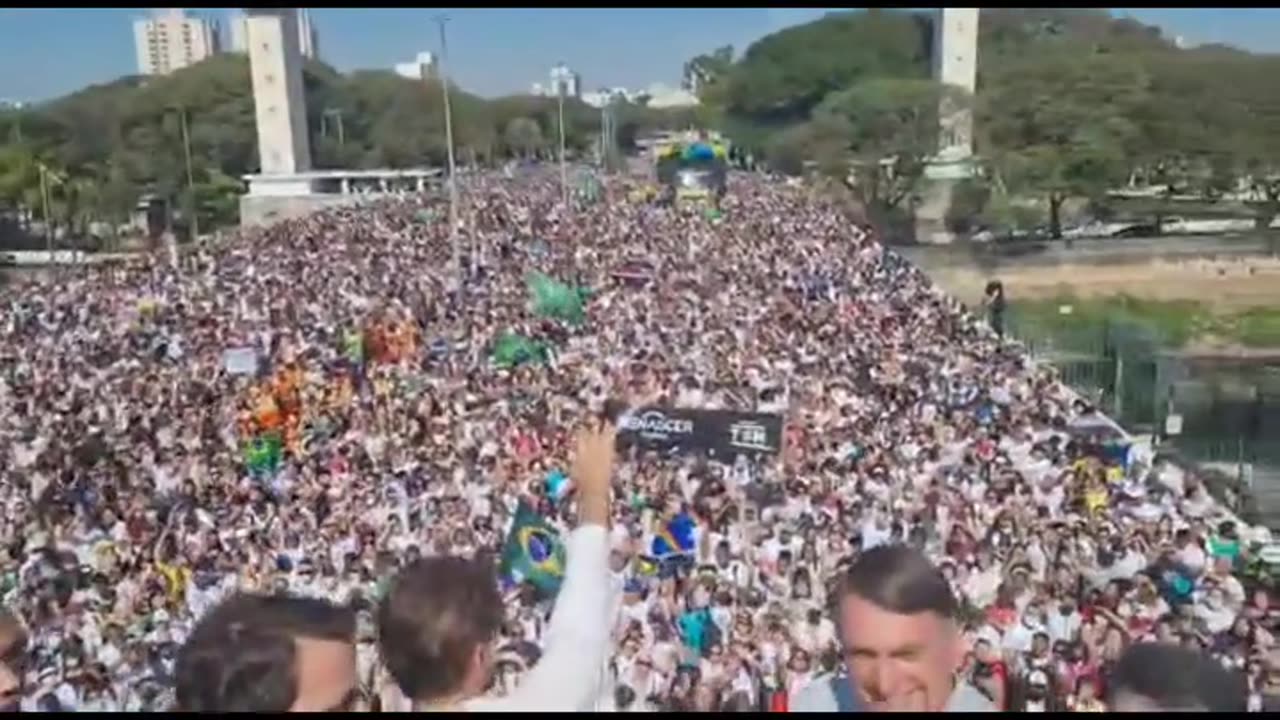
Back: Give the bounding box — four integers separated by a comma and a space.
572, 419, 617, 528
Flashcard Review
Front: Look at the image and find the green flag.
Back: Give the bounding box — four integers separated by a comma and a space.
342, 329, 364, 364
527, 272, 589, 324
499, 501, 566, 597
244, 433, 283, 475
491, 332, 548, 368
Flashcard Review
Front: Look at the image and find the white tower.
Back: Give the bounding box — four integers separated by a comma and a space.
932, 8, 979, 162
244, 8, 312, 175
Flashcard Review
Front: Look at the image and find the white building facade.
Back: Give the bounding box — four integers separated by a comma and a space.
394, 52, 438, 80
549, 63, 581, 98
133, 9, 221, 76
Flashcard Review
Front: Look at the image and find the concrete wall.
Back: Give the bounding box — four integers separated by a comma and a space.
239, 193, 368, 227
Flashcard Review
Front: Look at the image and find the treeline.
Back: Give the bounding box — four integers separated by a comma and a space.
0, 54, 694, 241
7, 9, 1280, 243
685, 8, 1280, 236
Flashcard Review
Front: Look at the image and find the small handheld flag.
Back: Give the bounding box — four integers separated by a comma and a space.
650, 512, 698, 559
499, 501, 567, 597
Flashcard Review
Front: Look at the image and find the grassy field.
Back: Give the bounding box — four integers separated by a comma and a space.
1008, 294, 1280, 352
926, 255, 1280, 351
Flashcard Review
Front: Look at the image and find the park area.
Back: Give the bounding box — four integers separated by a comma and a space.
931, 255, 1280, 352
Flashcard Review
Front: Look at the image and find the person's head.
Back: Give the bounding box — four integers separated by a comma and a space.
1108, 642, 1247, 712
614, 683, 637, 711
174, 593, 357, 712
833, 544, 963, 712
0, 608, 27, 712
377, 555, 505, 706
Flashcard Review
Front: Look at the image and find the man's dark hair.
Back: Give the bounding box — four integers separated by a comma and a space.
1108, 642, 1247, 712
174, 593, 356, 712
377, 555, 505, 703
614, 683, 637, 710
832, 544, 957, 620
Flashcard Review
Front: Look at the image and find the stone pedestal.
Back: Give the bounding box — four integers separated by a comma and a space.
914, 156, 978, 245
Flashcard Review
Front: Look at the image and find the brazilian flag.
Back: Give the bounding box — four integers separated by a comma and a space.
499, 501, 566, 597
244, 433, 283, 476
527, 272, 590, 325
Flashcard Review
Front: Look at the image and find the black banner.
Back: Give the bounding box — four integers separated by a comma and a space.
616, 406, 784, 458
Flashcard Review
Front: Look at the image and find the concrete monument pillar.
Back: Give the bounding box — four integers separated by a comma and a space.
917, 8, 980, 245
244, 8, 312, 175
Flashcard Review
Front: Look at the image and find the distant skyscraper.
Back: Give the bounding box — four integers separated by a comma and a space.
133, 8, 221, 76
229, 9, 319, 61
394, 52, 437, 80
549, 63, 581, 99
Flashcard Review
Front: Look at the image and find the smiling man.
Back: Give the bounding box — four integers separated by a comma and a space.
792, 545, 995, 713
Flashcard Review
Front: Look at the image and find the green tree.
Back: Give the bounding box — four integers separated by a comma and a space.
979, 51, 1149, 237
503, 117, 544, 158
722, 9, 932, 125
814, 77, 961, 212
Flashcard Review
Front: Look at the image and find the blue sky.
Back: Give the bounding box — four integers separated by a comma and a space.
0, 8, 1277, 103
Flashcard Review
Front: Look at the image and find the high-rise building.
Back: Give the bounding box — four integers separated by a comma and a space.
133, 8, 221, 76
393, 52, 437, 81
549, 63, 581, 99
229, 9, 319, 61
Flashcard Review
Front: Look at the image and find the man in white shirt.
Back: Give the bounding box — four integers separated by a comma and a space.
377, 423, 618, 712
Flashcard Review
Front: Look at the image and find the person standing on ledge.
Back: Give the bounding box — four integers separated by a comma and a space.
791, 545, 996, 712
983, 280, 1006, 339
377, 420, 618, 712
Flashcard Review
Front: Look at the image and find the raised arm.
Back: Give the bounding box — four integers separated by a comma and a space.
476, 421, 618, 712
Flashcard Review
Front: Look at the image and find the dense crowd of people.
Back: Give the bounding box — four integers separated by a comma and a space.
0, 170, 1276, 712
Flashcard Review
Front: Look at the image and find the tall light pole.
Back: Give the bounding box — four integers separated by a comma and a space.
322, 108, 346, 147
165, 106, 198, 248
37, 162, 52, 258
557, 82, 569, 208
178, 108, 198, 245
434, 14, 462, 292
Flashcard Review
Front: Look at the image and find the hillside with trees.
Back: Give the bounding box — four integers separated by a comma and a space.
0, 53, 694, 245
685, 8, 1280, 238
6, 8, 1280, 245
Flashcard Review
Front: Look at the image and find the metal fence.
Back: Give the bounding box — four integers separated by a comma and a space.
1006, 307, 1280, 466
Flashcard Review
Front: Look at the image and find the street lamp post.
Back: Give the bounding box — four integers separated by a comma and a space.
557, 84, 569, 208
434, 14, 462, 292
37, 162, 52, 257
165, 106, 198, 247
322, 108, 346, 147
